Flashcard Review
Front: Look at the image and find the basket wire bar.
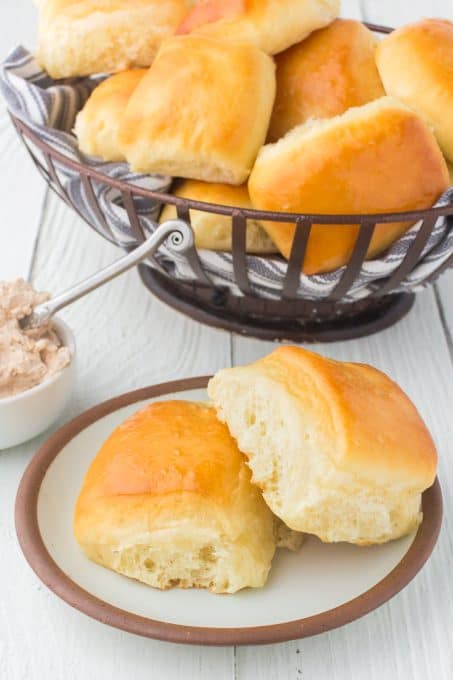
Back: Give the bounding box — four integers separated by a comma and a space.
329, 222, 377, 302
373, 216, 438, 297
121, 189, 146, 242
32, 155, 51, 186
46, 153, 109, 239
174, 203, 213, 286
81, 174, 116, 242
232, 211, 252, 295
45, 153, 68, 204
282, 218, 313, 299
175, 202, 191, 225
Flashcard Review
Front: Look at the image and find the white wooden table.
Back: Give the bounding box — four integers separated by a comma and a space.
1, 2, 453, 678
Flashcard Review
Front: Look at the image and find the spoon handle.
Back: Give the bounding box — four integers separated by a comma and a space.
23, 219, 194, 329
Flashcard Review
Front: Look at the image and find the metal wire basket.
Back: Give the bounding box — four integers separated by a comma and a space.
10, 22, 453, 342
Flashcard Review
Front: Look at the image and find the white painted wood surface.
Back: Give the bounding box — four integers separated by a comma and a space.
0, 0, 43, 281
0, 1, 452, 678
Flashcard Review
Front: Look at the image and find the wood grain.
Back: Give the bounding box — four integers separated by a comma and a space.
233, 289, 453, 680
0, 192, 234, 680
0, 0, 43, 280
0, 0, 453, 678
436, 272, 453, 356
0, 110, 47, 280
234, 1, 453, 679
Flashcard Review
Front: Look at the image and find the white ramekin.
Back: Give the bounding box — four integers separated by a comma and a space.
0, 318, 76, 450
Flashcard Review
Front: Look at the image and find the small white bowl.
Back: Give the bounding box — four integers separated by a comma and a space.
0, 318, 76, 450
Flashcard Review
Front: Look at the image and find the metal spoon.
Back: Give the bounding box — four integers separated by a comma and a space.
20, 219, 193, 330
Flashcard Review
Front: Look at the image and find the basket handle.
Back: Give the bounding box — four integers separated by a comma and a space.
21, 219, 194, 329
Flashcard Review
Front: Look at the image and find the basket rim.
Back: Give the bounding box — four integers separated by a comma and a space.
13, 113, 453, 225
9, 16, 453, 227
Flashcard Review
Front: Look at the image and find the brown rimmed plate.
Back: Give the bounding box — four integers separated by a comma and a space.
15, 377, 442, 646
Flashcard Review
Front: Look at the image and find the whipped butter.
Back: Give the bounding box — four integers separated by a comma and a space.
0, 279, 71, 398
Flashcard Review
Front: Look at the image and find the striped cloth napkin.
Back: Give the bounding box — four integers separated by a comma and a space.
1, 46, 452, 301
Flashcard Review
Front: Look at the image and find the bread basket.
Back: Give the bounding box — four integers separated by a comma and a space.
7, 22, 453, 342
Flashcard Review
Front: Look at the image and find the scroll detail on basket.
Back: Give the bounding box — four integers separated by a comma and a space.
1, 46, 453, 302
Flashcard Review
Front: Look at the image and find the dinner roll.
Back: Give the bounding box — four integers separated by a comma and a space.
268, 19, 385, 142
36, 0, 192, 78
208, 347, 438, 546
119, 35, 276, 184
448, 163, 453, 186
74, 401, 282, 593
74, 70, 146, 162
249, 97, 450, 274
159, 180, 278, 253
376, 19, 453, 162
176, 0, 340, 55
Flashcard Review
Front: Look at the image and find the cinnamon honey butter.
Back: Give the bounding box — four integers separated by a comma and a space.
0, 279, 71, 398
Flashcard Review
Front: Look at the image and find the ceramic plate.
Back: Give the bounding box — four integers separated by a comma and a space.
15, 377, 443, 646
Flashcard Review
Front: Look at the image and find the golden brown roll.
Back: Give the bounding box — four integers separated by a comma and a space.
268, 19, 385, 142
208, 346, 438, 546
160, 180, 278, 253
35, 0, 192, 78
119, 35, 276, 184
448, 162, 453, 186
74, 401, 291, 594
176, 0, 340, 55
376, 19, 453, 163
249, 97, 450, 275
74, 70, 146, 162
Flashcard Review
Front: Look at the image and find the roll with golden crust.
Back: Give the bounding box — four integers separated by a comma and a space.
376, 19, 453, 163
119, 35, 276, 184
160, 180, 278, 253
74, 401, 301, 594
74, 70, 146, 162
176, 0, 340, 55
208, 347, 438, 546
35, 0, 193, 78
268, 19, 385, 142
249, 97, 450, 274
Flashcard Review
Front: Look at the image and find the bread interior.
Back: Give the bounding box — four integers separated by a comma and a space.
209, 374, 422, 545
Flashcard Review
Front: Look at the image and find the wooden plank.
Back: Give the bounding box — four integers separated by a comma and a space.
0, 192, 234, 680
339, 0, 363, 20
233, 289, 453, 680
358, 0, 448, 25
0, 111, 47, 280
360, 0, 453, 364
0, 4, 232, 678
361, 0, 453, 366
436, 272, 453, 355
236, 0, 453, 678
1, 1, 452, 679
0, 1, 44, 280
407, 0, 453, 359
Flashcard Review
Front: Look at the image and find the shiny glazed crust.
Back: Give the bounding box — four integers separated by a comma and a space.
268, 19, 385, 142
74, 401, 279, 593
248, 97, 449, 274
176, 0, 340, 55
376, 19, 453, 163
118, 35, 276, 184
